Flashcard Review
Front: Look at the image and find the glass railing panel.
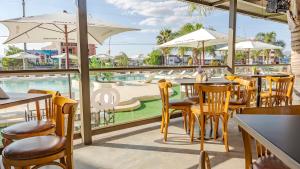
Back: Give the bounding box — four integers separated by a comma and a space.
0, 73, 80, 147
87, 67, 228, 130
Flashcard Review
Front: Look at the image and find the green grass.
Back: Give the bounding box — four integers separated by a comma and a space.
114, 85, 181, 124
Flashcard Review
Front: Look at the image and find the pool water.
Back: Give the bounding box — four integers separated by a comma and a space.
0, 76, 75, 95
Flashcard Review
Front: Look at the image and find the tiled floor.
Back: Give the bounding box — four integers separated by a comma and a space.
1, 118, 249, 169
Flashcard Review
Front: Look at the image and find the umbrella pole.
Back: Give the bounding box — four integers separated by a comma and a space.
23, 58, 26, 70
202, 41, 205, 65
65, 25, 72, 98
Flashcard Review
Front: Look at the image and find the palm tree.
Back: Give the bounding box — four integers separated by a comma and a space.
175, 23, 203, 65
156, 29, 173, 65
255, 32, 285, 63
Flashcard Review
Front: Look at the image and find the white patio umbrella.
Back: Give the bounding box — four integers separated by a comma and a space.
4, 52, 39, 69
158, 28, 231, 65
0, 11, 138, 98
217, 40, 283, 64
217, 40, 283, 51
0, 11, 139, 68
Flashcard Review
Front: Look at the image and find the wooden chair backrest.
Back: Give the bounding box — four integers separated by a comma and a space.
234, 78, 255, 106
266, 76, 293, 106
241, 105, 300, 159
199, 151, 211, 169
225, 75, 237, 81
53, 96, 78, 153
287, 75, 295, 102
158, 79, 172, 112
195, 84, 231, 116
27, 89, 60, 121
183, 84, 198, 98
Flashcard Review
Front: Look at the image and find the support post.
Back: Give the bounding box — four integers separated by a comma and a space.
22, 0, 27, 52
227, 0, 237, 73
76, 0, 92, 145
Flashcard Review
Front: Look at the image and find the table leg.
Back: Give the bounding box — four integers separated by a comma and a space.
256, 77, 262, 107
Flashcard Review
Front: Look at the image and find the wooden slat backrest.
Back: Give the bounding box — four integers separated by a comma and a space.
195, 84, 231, 116
158, 79, 172, 113
234, 78, 255, 106
183, 84, 197, 98
27, 89, 60, 121
266, 76, 293, 106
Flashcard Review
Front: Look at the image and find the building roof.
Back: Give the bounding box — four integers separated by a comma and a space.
183, 0, 287, 23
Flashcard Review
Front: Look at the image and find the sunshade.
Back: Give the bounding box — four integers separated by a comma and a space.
51, 53, 78, 60
217, 40, 283, 50
1, 11, 139, 45
4, 52, 39, 59
158, 28, 241, 65
158, 28, 229, 48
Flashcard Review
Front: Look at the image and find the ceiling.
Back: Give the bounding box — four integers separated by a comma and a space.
183, 0, 287, 23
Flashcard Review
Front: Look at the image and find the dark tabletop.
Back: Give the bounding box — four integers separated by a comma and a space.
235, 115, 300, 169
236, 73, 289, 78
0, 93, 51, 109
174, 78, 238, 85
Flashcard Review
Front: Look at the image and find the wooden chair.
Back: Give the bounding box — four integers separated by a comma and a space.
229, 78, 255, 114
158, 79, 193, 142
2, 96, 78, 169
182, 83, 199, 104
260, 76, 293, 107
1, 89, 60, 147
240, 106, 300, 169
199, 151, 211, 169
190, 84, 231, 152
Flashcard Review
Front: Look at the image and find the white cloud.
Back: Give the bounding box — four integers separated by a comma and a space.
140, 29, 159, 33
105, 0, 200, 27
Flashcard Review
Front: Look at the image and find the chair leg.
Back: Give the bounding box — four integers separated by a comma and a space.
160, 109, 165, 133
66, 154, 74, 169
163, 111, 169, 142
223, 116, 229, 152
182, 111, 187, 133
190, 114, 195, 142
200, 114, 205, 151
214, 116, 219, 140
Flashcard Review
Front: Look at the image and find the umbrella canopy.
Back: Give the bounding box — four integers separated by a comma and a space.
4, 52, 39, 59
51, 53, 78, 60
89, 53, 113, 60
158, 28, 229, 48
1, 11, 139, 45
217, 40, 283, 51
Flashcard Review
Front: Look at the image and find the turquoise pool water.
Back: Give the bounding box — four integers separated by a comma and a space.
0, 74, 146, 95
0, 76, 74, 94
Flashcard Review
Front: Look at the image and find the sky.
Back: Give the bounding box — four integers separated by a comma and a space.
0, 0, 291, 57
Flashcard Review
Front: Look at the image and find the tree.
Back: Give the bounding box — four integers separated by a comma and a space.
145, 50, 162, 65
156, 29, 173, 65
114, 52, 129, 67
2, 46, 24, 70
255, 32, 286, 63
174, 23, 203, 65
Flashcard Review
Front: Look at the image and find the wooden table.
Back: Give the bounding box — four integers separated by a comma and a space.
174, 77, 238, 85
235, 114, 300, 169
0, 93, 52, 109
236, 73, 289, 107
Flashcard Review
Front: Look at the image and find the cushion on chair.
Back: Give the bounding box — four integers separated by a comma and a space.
169, 99, 194, 107
2, 136, 66, 160
1, 120, 55, 139
252, 155, 290, 169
